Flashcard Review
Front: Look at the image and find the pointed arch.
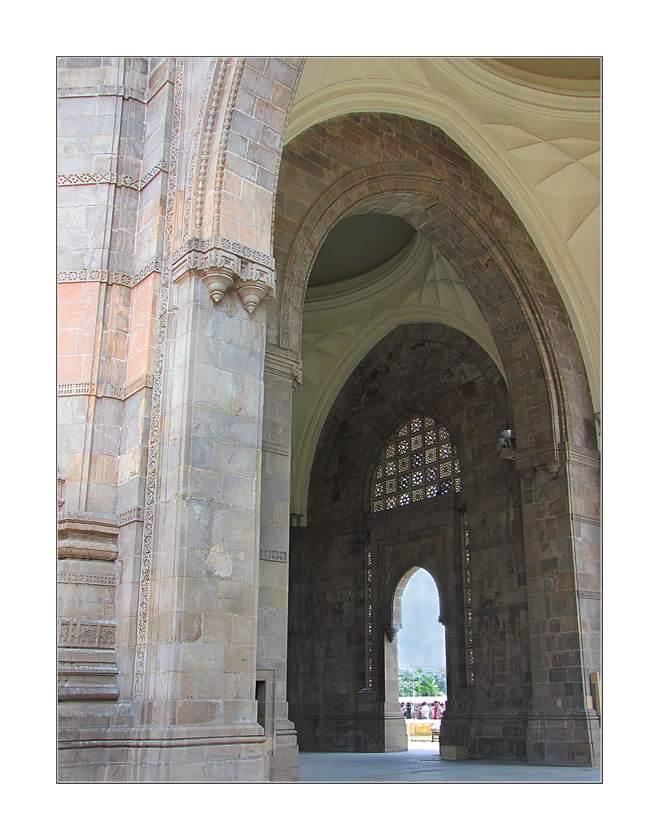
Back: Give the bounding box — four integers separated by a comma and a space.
277, 159, 568, 466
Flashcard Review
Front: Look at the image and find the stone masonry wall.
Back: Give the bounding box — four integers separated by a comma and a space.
289, 323, 531, 757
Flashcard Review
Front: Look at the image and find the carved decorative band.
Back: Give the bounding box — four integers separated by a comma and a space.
124, 374, 154, 400
578, 590, 601, 600
58, 573, 118, 586
565, 444, 601, 468
265, 343, 299, 361
59, 269, 114, 284
119, 507, 144, 525
97, 383, 124, 400
58, 382, 94, 397
58, 172, 116, 186
133, 259, 162, 285
133, 57, 183, 700
58, 84, 148, 102
57, 71, 174, 104
61, 511, 119, 525
259, 548, 288, 563
172, 236, 274, 270
57, 163, 168, 191
58, 618, 117, 649
262, 439, 290, 456
264, 344, 303, 386
138, 160, 169, 190
57, 382, 121, 399
57, 260, 161, 288
59, 375, 153, 401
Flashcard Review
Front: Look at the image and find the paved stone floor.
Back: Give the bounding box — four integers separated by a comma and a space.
298, 741, 602, 783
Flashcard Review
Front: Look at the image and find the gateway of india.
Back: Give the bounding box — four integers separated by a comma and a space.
57, 56, 601, 781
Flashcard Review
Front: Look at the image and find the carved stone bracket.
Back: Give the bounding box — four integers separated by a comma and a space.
518, 459, 562, 485
202, 262, 239, 304
235, 263, 277, 314
454, 493, 467, 512
171, 237, 276, 313
385, 624, 402, 643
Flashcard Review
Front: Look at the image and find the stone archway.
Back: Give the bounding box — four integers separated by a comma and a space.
277, 113, 600, 765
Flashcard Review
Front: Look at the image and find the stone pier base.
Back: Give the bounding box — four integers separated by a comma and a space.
58, 723, 269, 782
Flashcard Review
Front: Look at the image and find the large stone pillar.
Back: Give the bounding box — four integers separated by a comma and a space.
255, 345, 302, 780
124, 240, 276, 781
520, 448, 600, 766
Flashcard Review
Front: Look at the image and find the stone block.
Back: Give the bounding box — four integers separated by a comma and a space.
210, 410, 259, 449
440, 745, 469, 760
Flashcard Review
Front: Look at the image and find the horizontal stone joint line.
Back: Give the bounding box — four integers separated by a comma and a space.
57, 734, 267, 750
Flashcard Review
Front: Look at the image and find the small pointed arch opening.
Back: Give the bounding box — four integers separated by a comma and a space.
371, 414, 461, 513
396, 568, 446, 675
386, 567, 447, 741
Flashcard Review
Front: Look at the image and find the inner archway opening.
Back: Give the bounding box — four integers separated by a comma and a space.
395, 568, 446, 748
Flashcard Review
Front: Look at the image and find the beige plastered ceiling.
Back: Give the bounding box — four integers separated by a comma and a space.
286, 57, 601, 520
286, 57, 600, 388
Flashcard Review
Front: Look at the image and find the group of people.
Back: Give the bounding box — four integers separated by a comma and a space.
401, 700, 445, 720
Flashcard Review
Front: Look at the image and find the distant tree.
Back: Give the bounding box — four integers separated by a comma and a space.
435, 668, 447, 695
416, 676, 436, 696
398, 669, 414, 695
398, 665, 447, 697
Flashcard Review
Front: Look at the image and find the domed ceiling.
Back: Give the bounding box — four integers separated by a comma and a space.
308, 214, 417, 287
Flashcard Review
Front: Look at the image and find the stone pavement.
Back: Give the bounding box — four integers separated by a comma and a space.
298, 741, 602, 783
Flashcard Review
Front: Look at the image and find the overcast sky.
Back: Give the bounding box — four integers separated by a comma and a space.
397, 568, 446, 667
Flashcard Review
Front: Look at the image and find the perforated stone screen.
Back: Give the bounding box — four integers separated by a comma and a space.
371, 414, 461, 512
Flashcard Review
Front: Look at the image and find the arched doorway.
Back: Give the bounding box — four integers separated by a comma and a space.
391, 567, 447, 747
395, 568, 446, 700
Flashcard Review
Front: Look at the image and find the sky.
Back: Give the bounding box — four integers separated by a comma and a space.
397, 568, 446, 667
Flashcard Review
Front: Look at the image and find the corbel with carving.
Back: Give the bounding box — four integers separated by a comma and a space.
518, 459, 562, 485
171, 237, 276, 313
